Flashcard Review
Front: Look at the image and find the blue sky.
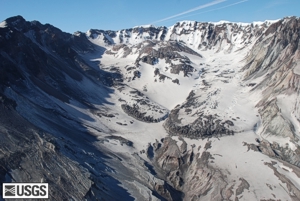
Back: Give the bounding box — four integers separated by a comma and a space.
0, 0, 299, 33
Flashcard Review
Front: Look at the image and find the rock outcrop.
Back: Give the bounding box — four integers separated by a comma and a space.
148, 137, 237, 200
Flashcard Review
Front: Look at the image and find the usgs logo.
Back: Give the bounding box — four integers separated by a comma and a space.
2, 183, 48, 199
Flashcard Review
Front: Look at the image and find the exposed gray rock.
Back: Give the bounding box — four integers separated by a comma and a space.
164, 108, 234, 139
148, 137, 232, 200
121, 104, 168, 123
244, 139, 300, 167
0, 98, 133, 201
105, 136, 133, 147
133, 40, 200, 77
265, 161, 300, 200
172, 78, 180, 85
235, 178, 250, 196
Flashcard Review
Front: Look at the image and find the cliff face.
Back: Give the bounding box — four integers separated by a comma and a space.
240, 17, 300, 166
87, 19, 271, 53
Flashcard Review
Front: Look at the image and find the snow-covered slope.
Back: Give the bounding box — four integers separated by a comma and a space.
1, 15, 300, 200
87, 18, 299, 200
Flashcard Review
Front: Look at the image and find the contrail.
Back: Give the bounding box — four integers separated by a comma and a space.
151, 0, 227, 24
177, 0, 248, 19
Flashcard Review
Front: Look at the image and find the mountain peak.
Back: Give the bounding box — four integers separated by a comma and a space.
5, 15, 26, 26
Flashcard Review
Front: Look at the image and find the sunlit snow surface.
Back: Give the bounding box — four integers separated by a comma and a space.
0, 20, 7, 28
77, 22, 300, 199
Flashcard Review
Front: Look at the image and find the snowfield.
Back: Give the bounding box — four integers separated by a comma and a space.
80, 18, 300, 200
